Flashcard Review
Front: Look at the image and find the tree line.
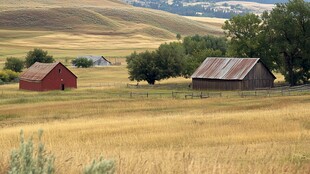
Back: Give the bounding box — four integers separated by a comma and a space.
126, 35, 227, 85
127, 0, 310, 86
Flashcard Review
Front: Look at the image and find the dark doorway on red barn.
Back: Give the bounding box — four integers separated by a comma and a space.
61, 84, 65, 90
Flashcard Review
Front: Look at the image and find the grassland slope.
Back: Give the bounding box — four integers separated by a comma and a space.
0, 0, 224, 57
0, 0, 127, 10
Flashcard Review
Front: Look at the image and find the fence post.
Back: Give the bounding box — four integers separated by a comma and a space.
147, 92, 149, 98
172, 91, 174, 98
130, 92, 132, 98
200, 92, 203, 99
281, 89, 284, 96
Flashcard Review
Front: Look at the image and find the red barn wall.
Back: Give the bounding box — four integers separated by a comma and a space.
19, 64, 77, 91
41, 64, 77, 91
19, 80, 42, 91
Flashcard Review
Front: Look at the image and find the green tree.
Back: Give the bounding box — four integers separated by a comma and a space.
156, 42, 185, 79
181, 35, 227, 77
127, 42, 185, 85
222, 14, 278, 70
222, 0, 310, 85
222, 14, 263, 57
72, 58, 93, 68
176, 33, 182, 41
4, 57, 24, 72
263, 0, 310, 85
25, 48, 55, 68
183, 35, 227, 55
127, 51, 160, 85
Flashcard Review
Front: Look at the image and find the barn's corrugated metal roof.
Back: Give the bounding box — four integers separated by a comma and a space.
191, 57, 260, 80
19, 62, 59, 81
77, 55, 111, 64
77, 55, 101, 62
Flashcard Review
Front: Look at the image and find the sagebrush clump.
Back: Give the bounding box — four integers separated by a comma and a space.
83, 157, 115, 174
8, 129, 55, 174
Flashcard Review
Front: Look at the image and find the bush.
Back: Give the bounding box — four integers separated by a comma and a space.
4, 57, 24, 72
25, 48, 55, 68
8, 130, 55, 174
0, 70, 19, 83
83, 157, 115, 174
5, 70, 19, 81
72, 58, 93, 68
0, 71, 9, 82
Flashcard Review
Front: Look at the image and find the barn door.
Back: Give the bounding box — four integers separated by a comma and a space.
61, 84, 65, 90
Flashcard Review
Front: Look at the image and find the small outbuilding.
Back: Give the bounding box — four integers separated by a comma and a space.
191, 57, 276, 90
76, 55, 111, 66
19, 62, 77, 91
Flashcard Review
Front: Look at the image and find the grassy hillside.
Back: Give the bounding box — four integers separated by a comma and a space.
0, 0, 224, 57
0, 0, 127, 10
0, 65, 309, 173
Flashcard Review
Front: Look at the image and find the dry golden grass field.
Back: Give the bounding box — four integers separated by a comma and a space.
0, 64, 310, 174
1, 1, 309, 173
0, 0, 224, 58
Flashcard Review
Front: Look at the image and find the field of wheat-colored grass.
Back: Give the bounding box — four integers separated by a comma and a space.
0, 64, 309, 173
0, 0, 225, 58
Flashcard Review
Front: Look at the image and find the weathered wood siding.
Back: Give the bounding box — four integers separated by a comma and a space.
242, 62, 275, 90
192, 78, 242, 90
192, 62, 275, 91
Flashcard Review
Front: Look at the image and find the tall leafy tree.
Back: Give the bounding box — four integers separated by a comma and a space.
181, 35, 227, 77
126, 42, 185, 85
222, 14, 262, 57
156, 42, 185, 79
25, 48, 55, 68
263, 0, 310, 85
126, 51, 160, 85
4, 57, 24, 72
222, 0, 310, 85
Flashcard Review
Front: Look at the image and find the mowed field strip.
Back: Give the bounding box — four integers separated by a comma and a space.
0, 65, 310, 173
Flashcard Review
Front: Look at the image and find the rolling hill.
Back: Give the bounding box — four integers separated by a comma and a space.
0, 0, 224, 57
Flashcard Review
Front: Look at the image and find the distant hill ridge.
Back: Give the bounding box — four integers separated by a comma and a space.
0, 0, 224, 39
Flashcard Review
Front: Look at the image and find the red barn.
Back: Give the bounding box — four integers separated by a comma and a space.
19, 62, 77, 91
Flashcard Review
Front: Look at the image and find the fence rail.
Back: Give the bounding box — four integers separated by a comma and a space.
125, 84, 310, 99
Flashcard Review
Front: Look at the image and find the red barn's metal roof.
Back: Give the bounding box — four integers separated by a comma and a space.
191, 57, 261, 80
20, 62, 60, 81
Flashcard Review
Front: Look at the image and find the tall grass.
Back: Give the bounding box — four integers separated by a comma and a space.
0, 65, 309, 173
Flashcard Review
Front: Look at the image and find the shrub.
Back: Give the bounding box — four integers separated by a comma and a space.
0, 71, 9, 82
8, 129, 55, 174
72, 58, 93, 68
5, 70, 19, 81
4, 57, 24, 72
0, 70, 19, 83
83, 157, 115, 174
25, 48, 55, 68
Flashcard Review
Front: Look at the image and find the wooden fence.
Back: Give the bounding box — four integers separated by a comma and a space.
126, 84, 310, 99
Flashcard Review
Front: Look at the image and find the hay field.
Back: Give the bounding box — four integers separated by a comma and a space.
0, 65, 310, 173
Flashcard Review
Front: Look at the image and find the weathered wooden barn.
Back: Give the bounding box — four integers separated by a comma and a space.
19, 62, 77, 91
75, 55, 111, 66
191, 58, 276, 90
